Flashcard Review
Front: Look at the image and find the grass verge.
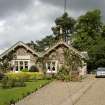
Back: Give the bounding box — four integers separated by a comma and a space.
0, 79, 51, 105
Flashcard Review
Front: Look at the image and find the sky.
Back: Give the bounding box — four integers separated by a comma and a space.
0, 0, 105, 54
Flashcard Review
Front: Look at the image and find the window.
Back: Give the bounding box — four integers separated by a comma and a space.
15, 61, 18, 71
52, 62, 55, 71
47, 61, 51, 71
20, 61, 23, 70
25, 61, 28, 69
13, 60, 29, 71
46, 61, 57, 73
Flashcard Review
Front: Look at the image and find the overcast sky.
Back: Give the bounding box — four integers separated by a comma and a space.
0, 0, 105, 54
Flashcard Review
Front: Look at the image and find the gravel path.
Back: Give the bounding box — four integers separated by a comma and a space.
75, 78, 105, 105
16, 76, 94, 105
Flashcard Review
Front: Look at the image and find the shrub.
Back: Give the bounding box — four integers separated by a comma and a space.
21, 69, 29, 72
1, 72, 44, 88
1, 76, 26, 88
56, 66, 80, 82
0, 72, 5, 80
28, 72, 44, 80
56, 66, 70, 81
29, 65, 39, 72
6, 72, 44, 81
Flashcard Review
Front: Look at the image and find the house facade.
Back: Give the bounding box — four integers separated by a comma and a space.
0, 41, 87, 75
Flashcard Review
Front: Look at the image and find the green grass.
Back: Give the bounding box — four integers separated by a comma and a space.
0, 80, 51, 105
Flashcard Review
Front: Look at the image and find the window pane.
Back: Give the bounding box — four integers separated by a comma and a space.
20, 61, 23, 65
20, 66, 23, 70
14, 61, 18, 71
16, 66, 18, 71
25, 61, 28, 66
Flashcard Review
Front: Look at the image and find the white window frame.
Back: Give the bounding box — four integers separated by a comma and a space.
12, 60, 30, 72
46, 60, 58, 73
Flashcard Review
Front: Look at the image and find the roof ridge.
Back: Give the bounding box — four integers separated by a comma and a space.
0, 41, 39, 58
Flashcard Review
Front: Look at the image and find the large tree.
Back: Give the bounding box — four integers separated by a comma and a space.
73, 9, 102, 51
72, 9, 105, 71
52, 12, 76, 41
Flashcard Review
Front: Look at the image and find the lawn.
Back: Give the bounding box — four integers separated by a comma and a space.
0, 80, 51, 105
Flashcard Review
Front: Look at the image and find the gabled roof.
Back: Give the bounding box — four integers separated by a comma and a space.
0, 41, 87, 60
0, 41, 39, 58
42, 41, 85, 58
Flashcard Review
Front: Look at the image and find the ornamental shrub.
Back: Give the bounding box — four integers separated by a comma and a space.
56, 66, 71, 81
6, 72, 44, 81
29, 65, 39, 72
56, 66, 80, 82
1, 72, 44, 88
21, 69, 29, 72
0, 72, 5, 80
1, 76, 26, 88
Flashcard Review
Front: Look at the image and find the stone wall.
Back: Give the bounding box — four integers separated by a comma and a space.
43, 45, 67, 72
12, 46, 38, 67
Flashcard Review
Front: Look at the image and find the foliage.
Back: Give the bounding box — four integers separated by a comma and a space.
56, 49, 82, 81
0, 51, 15, 73
56, 66, 71, 81
52, 12, 76, 41
0, 80, 51, 105
72, 9, 105, 71
1, 76, 26, 88
1, 72, 44, 89
21, 69, 29, 72
87, 37, 105, 71
73, 9, 102, 51
64, 49, 82, 71
6, 72, 44, 81
29, 65, 39, 72
27, 36, 56, 52
0, 72, 5, 80
26, 13, 76, 52
57, 66, 80, 82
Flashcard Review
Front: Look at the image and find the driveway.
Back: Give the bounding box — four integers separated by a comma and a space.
75, 78, 105, 105
16, 75, 94, 105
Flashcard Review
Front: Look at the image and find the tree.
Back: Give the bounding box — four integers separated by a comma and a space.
73, 9, 102, 51
0, 51, 15, 73
28, 13, 76, 52
87, 37, 105, 71
72, 9, 105, 71
35, 35, 56, 52
52, 12, 76, 41
27, 35, 56, 52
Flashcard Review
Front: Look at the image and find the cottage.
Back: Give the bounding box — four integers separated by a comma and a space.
0, 40, 87, 76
